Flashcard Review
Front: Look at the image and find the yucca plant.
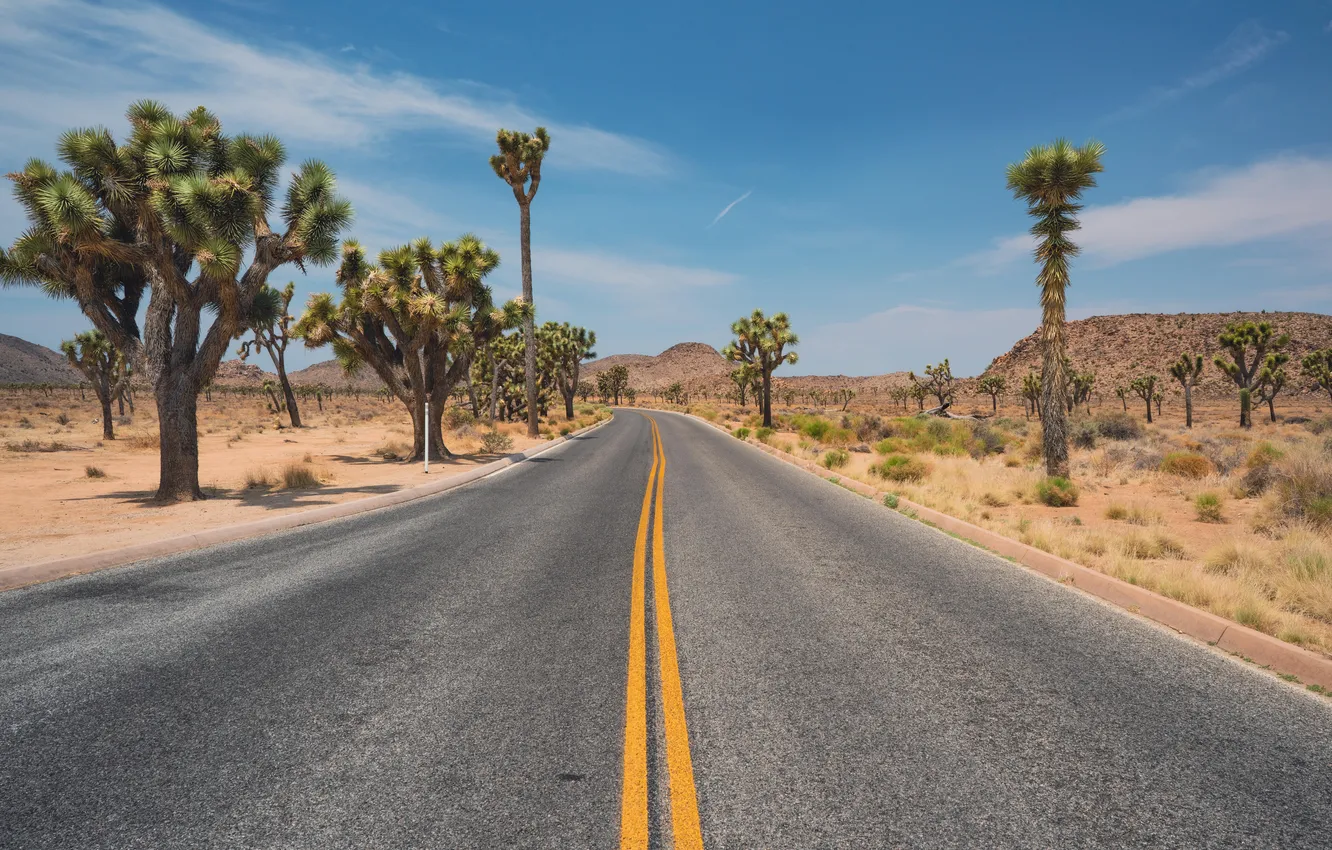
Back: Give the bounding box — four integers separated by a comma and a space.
2, 102, 351, 500
723, 310, 798, 427
238, 282, 301, 427
60, 329, 130, 440
491, 127, 551, 438
295, 234, 521, 461
1006, 138, 1106, 477
1215, 321, 1288, 427
1168, 354, 1204, 428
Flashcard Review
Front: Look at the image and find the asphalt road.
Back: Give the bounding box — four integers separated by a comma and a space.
2, 410, 1331, 848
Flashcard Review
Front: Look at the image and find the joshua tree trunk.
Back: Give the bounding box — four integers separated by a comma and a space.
489, 357, 504, 422
990, 395, 998, 414
407, 399, 450, 463
761, 369, 773, 427
271, 348, 301, 428
468, 380, 481, 419
519, 202, 539, 438
155, 377, 203, 502
1040, 302, 1070, 478
97, 374, 114, 440
1239, 388, 1251, 428
1268, 398, 1277, 422
1184, 385, 1193, 428
1144, 396, 1153, 423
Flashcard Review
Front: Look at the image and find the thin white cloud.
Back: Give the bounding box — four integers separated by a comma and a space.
961, 156, 1332, 273
1107, 21, 1288, 121
536, 249, 738, 291
707, 190, 752, 228
0, 0, 671, 176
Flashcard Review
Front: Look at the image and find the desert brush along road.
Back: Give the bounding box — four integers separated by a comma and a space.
1, 411, 1330, 848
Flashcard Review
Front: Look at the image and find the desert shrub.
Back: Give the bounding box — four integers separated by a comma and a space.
1204, 540, 1268, 575
1247, 441, 1284, 469
85, 465, 106, 478
874, 437, 904, 455
244, 468, 275, 489
374, 440, 411, 460
970, 422, 1006, 457
874, 454, 928, 482
1195, 492, 1225, 523
732, 427, 751, 440
1071, 422, 1096, 450
792, 415, 831, 440
445, 407, 474, 430
755, 426, 774, 442
17, 417, 33, 429
1266, 447, 1332, 528
1094, 412, 1143, 441
883, 492, 900, 509
481, 430, 515, 453
821, 448, 850, 470
559, 425, 572, 436
925, 418, 950, 442
1120, 531, 1186, 560
280, 463, 321, 490
1035, 476, 1079, 507
55, 412, 71, 426
1159, 452, 1214, 479
694, 405, 718, 422
6, 440, 72, 452
1307, 415, 1332, 435
1104, 503, 1128, 520
854, 415, 883, 443
114, 415, 132, 426
125, 432, 159, 450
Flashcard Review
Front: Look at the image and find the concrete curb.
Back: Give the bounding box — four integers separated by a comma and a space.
0, 417, 612, 592
679, 412, 1332, 690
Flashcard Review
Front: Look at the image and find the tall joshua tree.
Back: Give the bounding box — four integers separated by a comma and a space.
238, 281, 302, 427
544, 322, 596, 420
1214, 321, 1288, 428
61, 329, 131, 440
1168, 354, 1204, 428
491, 127, 551, 438
1006, 138, 1105, 477
1, 102, 351, 500
723, 310, 798, 428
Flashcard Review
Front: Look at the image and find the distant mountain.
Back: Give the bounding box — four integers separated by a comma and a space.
287, 359, 386, 392
584, 342, 732, 391
983, 312, 1332, 397
0, 334, 82, 385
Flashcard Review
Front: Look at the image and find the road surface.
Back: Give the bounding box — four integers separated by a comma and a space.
2, 410, 1330, 848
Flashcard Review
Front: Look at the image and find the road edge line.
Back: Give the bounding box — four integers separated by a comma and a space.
672, 410, 1332, 692
0, 416, 613, 592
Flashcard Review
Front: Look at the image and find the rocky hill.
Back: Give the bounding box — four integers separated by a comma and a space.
584, 342, 731, 391
0, 334, 82, 385
982, 312, 1332, 398
287, 359, 386, 392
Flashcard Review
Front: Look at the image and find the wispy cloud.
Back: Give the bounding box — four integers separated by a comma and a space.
0, 0, 671, 176
708, 190, 752, 228
536, 249, 737, 291
1107, 21, 1288, 121
961, 156, 1332, 273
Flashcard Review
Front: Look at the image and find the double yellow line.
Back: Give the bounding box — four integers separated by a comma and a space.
620, 415, 704, 849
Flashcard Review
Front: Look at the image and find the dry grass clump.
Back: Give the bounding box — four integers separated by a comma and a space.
480, 429, 514, 454
280, 462, 321, 490
374, 439, 412, 461
85, 465, 106, 478
124, 432, 160, 450
1194, 492, 1225, 523
1262, 446, 1332, 529
1159, 452, 1214, 479
1204, 539, 1268, 575
1035, 476, 1078, 507
872, 455, 929, 482
244, 467, 276, 489
6, 439, 73, 452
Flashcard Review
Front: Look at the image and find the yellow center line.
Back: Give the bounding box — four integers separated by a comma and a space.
649, 416, 705, 849
619, 416, 657, 850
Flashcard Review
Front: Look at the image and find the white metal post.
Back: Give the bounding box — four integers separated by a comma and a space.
424, 401, 430, 474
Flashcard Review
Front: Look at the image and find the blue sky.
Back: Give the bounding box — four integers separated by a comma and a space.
1, 0, 1331, 375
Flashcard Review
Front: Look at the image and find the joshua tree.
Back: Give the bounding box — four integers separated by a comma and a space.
1153, 389, 1163, 418
1067, 367, 1095, 414
910, 359, 955, 409
1021, 371, 1042, 418
1006, 138, 1106, 477
1254, 352, 1290, 423
296, 235, 518, 461
597, 364, 629, 405
978, 374, 1006, 414
729, 364, 758, 407
890, 385, 911, 411
1129, 375, 1158, 423
1214, 321, 1288, 428
909, 382, 929, 412
490, 126, 551, 438
544, 322, 596, 420
836, 388, 856, 411
576, 380, 594, 403
261, 378, 283, 414
723, 310, 798, 428
61, 329, 131, 439
1301, 348, 1332, 402
1114, 386, 1128, 412
1168, 354, 1204, 428
1, 102, 351, 500
238, 282, 302, 427
663, 381, 686, 405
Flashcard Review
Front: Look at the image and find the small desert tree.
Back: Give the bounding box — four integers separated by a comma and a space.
910, 359, 955, 409
1254, 352, 1290, 423
1114, 386, 1128, 412
723, 310, 798, 428
598, 364, 629, 405
491, 126, 551, 438
1168, 354, 1204, 428
1021, 371, 1041, 418
1067, 367, 1094, 414
544, 322, 596, 420
1301, 348, 1332, 402
978, 374, 1006, 414
1130, 375, 1158, 423
1006, 138, 1106, 477
238, 282, 301, 427
729, 364, 759, 407
61, 329, 130, 439
1, 102, 351, 500
1214, 321, 1288, 428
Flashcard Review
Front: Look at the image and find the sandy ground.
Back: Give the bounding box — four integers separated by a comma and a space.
0, 391, 577, 567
